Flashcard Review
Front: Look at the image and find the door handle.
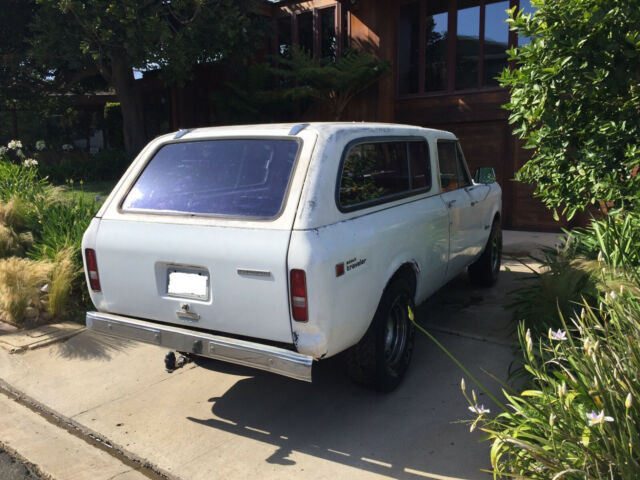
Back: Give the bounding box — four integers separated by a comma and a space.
447, 199, 457, 208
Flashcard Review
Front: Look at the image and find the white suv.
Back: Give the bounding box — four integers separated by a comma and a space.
83, 123, 502, 391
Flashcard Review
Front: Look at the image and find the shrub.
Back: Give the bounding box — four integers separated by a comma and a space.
29, 189, 98, 262
0, 160, 49, 205
37, 149, 129, 183
0, 257, 52, 324
566, 210, 640, 270
467, 290, 640, 478
47, 248, 78, 318
500, 0, 640, 219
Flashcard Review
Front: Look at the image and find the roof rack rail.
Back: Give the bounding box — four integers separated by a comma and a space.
174, 128, 194, 139
288, 123, 309, 136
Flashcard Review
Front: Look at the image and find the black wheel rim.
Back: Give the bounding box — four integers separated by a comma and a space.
383, 296, 409, 367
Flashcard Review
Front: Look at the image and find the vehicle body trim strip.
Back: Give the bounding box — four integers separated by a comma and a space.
86, 311, 313, 382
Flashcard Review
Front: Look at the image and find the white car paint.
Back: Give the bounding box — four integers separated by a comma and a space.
82, 122, 501, 361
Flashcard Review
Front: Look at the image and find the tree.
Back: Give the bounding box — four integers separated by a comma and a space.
30, 0, 265, 154
500, 0, 640, 220
269, 47, 391, 121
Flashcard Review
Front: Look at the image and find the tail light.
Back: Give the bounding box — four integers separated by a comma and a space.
289, 269, 308, 322
84, 248, 101, 292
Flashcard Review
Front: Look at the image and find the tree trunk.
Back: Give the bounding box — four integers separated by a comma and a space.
111, 59, 146, 155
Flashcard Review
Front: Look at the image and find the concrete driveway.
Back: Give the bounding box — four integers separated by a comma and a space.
0, 233, 559, 480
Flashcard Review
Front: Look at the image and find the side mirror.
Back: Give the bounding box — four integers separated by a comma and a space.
474, 167, 496, 184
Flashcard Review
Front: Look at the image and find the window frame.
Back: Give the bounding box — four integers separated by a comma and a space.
396, 0, 520, 98
335, 136, 433, 213
118, 136, 303, 222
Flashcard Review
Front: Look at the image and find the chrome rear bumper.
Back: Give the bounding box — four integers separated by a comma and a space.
86, 311, 313, 382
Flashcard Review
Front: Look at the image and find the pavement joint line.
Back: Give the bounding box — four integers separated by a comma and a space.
421, 323, 513, 348
0, 377, 171, 480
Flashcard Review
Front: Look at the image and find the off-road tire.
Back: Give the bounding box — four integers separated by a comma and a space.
468, 219, 502, 287
345, 278, 416, 392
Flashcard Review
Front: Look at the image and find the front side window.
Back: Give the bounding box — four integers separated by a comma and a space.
438, 140, 471, 191
339, 139, 431, 209
122, 139, 299, 219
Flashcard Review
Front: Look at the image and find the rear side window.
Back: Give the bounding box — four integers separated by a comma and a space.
338, 139, 432, 209
122, 139, 299, 218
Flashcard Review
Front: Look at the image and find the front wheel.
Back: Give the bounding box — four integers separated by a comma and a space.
468, 219, 502, 286
345, 278, 416, 392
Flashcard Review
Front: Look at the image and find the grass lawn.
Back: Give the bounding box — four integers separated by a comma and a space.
58, 180, 117, 204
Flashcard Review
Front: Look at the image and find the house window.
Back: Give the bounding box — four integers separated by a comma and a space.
320, 7, 337, 60
425, 0, 448, 92
277, 16, 292, 57
484, 1, 510, 86
398, 0, 522, 95
398, 2, 420, 94
298, 11, 314, 55
517, 0, 536, 46
455, 0, 480, 90
274, 5, 345, 60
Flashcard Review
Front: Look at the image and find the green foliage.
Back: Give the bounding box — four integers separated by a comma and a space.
0, 148, 100, 322
509, 217, 639, 338
566, 210, 640, 270
469, 291, 640, 478
269, 47, 392, 120
210, 63, 296, 124
29, 188, 99, 262
500, 0, 640, 219
0, 158, 49, 205
38, 149, 130, 184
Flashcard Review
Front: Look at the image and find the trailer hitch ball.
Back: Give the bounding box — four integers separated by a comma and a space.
164, 351, 176, 372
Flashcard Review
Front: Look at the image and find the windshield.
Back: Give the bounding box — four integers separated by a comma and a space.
122, 139, 300, 218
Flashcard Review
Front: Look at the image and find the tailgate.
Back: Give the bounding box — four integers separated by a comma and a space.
93, 219, 294, 343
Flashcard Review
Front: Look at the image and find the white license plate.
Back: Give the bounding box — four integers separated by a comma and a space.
167, 269, 209, 300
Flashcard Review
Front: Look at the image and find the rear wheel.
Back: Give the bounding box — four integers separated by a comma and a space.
468, 219, 502, 286
346, 278, 416, 392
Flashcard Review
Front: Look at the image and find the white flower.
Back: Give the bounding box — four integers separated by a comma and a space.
525, 328, 533, 353
22, 158, 38, 168
549, 329, 567, 341
469, 404, 490, 415
586, 410, 614, 426
0, 146, 7, 156
597, 251, 604, 263
62, 144, 74, 151
609, 291, 617, 300
35, 140, 46, 151
7, 140, 22, 150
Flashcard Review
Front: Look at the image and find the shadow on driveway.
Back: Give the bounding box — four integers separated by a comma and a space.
55, 330, 135, 360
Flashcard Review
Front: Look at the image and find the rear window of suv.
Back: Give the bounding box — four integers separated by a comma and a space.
122, 139, 300, 218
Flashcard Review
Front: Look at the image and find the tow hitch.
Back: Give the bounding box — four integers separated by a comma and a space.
164, 351, 194, 373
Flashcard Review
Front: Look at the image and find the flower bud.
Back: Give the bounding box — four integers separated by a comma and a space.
626, 393, 632, 409
549, 414, 556, 427
461, 378, 466, 392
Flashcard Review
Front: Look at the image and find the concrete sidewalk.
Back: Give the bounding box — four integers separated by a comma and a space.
0, 231, 553, 480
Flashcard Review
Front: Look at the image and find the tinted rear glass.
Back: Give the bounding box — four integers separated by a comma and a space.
122, 139, 300, 218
